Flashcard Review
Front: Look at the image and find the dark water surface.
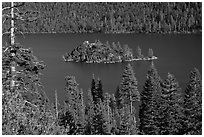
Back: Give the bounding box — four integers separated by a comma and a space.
3, 33, 201, 104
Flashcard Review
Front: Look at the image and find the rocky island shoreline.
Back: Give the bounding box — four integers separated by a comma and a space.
63, 40, 158, 64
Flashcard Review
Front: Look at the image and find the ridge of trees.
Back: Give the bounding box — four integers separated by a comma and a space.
2, 2, 202, 34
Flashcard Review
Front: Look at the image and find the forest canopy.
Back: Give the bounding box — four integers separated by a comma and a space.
2, 2, 202, 34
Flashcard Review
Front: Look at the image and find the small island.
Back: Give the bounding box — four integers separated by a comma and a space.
63, 40, 158, 64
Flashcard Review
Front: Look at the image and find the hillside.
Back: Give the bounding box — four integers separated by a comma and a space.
2, 2, 202, 34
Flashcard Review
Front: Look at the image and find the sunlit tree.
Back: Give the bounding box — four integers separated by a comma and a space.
139, 61, 162, 135
160, 73, 184, 135
118, 64, 140, 108
184, 68, 202, 135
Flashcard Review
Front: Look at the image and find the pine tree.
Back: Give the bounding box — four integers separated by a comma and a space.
84, 89, 94, 135
115, 85, 122, 109
103, 93, 118, 134
58, 106, 76, 134
184, 68, 202, 135
91, 74, 97, 103
91, 75, 104, 104
95, 78, 104, 102
123, 45, 133, 60
160, 73, 184, 135
64, 76, 85, 134
148, 48, 154, 58
85, 89, 107, 135
118, 64, 140, 108
139, 61, 162, 135
116, 63, 140, 135
119, 104, 138, 135
136, 46, 143, 58
91, 101, 108, 135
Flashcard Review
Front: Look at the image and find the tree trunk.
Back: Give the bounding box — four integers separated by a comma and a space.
10, 2, 16, 89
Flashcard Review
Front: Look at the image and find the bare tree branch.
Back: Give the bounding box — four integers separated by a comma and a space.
2, 2, 25, 11
14, 7, 20, 13
2, 13, 10, 18
2, 6, 11, 11
3, 17, 9, 24
17, 30, 25, 39
2, 31, 10, 36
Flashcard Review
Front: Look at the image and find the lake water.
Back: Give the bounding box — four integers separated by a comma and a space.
3, 33, 202, 104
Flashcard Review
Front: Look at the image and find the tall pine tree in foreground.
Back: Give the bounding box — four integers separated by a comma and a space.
91, 75, 104, 104
63, 76, 85, 134
84, 89, 94, 135
85, 79, 107, 135
184, 68, 202, 135
103, 93, 118, 134
116, 63, 140, 135
117, 63, 140, 108
160, 73, 184, 135
139, 61, 162, 135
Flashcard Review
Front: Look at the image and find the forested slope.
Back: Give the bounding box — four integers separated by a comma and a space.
2, 2, 202, 34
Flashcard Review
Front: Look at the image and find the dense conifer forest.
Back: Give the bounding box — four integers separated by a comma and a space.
2, 2, 202, 34
2, 2, 202, 135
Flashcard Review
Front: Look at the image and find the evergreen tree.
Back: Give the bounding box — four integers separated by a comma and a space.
148, 48, 154, 58
91, 74, 97, 103
95, 78, 104, 102
103, 93, 118, 134
91, 101, 108, 135
160, 73, 184, 135
139, 61, 162, 135
184, 68, 202, 135
118, 104, 138, 135
58, 106, 76, 134
116, 64, 140, 135
123, 44, 133, 60
64, 76, 85, 134
115, 85, 123, 109
85, 89, 107, 135
84, 89, 94, 135
91, 75, 104, 104
136, 46, 143, 58
110, 93, 119, 117
118, 64, 140, 108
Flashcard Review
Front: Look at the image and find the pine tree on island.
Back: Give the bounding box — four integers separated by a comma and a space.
136, 46, 144, 59
184, 68, 202, 135
148, 48, 154, 58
